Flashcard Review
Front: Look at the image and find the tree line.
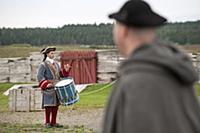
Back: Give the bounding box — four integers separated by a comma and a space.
0, 21, 199, 46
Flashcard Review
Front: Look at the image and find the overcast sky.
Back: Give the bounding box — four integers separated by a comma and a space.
0, 0, 199, 28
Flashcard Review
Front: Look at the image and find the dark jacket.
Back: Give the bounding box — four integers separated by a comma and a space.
103, 43, 200, 133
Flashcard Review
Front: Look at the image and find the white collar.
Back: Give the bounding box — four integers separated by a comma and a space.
46, 57, 54, 64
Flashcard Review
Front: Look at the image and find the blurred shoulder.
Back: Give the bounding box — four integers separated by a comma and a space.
118, 72, 161, 92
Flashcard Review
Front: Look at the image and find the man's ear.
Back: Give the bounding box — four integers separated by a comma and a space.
121, 25, 129, 38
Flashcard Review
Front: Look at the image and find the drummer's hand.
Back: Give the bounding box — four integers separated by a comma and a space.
64, 64, 71, 71
47, 83, 53, 88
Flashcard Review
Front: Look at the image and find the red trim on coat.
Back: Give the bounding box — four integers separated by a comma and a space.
39, 80, 49, 90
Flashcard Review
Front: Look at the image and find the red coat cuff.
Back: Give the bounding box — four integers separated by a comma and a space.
39, 80, 49, 90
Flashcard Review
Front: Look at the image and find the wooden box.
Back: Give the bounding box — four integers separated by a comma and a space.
9, 86, 43, 112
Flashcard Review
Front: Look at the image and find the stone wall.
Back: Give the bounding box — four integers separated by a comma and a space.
0, 57, 31, 82
0, 50, 200, 83
0, 50, 121, 83
96, 50, 123, 83
190, 53, 200, 79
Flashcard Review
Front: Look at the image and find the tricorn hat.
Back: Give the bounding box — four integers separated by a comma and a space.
41, 46, 56, 54
109, 0, 167, 27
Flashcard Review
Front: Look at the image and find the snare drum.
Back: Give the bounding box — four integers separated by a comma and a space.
55, 78, 79, 106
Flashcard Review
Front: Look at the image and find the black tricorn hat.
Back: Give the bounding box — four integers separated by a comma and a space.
41, 46, 56, 54
109, 0, 167, 27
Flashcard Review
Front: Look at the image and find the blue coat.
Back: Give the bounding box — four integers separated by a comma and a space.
37, 61, 63, 108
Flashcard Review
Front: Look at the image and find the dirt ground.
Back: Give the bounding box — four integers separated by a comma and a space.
0, 108, 104, 132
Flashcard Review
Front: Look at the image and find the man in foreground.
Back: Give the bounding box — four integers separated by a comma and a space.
103, 0, 200, 133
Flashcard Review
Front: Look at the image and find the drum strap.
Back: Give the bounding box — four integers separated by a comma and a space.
43, 62, 60, 84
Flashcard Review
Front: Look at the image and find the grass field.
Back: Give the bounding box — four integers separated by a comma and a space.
0, 44, 200, 58
0, 83, 16, 112
0, 44, 91, 58
0, 44, 115, 58
0, 45, 40, 58
0, 83, 200, 132
181, 45, 200, 53
0, 83, 112, 132
1, 82, 200, 112
195, 84, 200, 97
0, 123, 95, 133
0, 83, 113, 112
76, 83, 113, 108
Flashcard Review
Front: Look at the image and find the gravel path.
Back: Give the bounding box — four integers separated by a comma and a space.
0, 108, 104, 132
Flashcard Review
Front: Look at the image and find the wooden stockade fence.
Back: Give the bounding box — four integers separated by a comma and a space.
0, 50, 121, 83
60, 51, 97, 84
1, 50, 200, 84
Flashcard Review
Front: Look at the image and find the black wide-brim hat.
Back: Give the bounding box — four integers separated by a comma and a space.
41, 46, 56, 54
109, 0, 167, 27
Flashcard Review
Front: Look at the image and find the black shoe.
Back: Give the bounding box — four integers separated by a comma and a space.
45, 123, 52, 128
51, 123, 63, 128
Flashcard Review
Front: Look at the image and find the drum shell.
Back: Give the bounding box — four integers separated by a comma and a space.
55, 79, 79, 105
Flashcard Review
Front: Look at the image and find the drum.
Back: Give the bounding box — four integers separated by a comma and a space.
55, 78, 79, 106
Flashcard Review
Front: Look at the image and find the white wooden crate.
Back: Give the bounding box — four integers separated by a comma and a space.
9, 87, 43, 112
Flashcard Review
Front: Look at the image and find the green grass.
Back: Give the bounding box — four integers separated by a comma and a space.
0, 45, 40, 58
0, 83, 109, 132
0, 83, 113, 112
1, 82, 199, 112
0, 44, 96, 58
195, 84, 200, 98
0, 123, 95, 133
76, 83, 113, 108
0, 83, 16, 112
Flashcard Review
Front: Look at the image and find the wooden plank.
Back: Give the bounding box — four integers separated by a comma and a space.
30, 90, 35, 111
33, 90, 43, 110
15, 89, 29, 112
82, 59, 93, 83
9, 90, 15, 111
60, 50, 97, 84
9, 88, 43, 112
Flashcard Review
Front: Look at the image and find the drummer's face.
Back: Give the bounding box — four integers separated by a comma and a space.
47, 51, 55, 59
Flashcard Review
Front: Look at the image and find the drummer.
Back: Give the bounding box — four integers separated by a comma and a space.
37, 46, 71, 128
